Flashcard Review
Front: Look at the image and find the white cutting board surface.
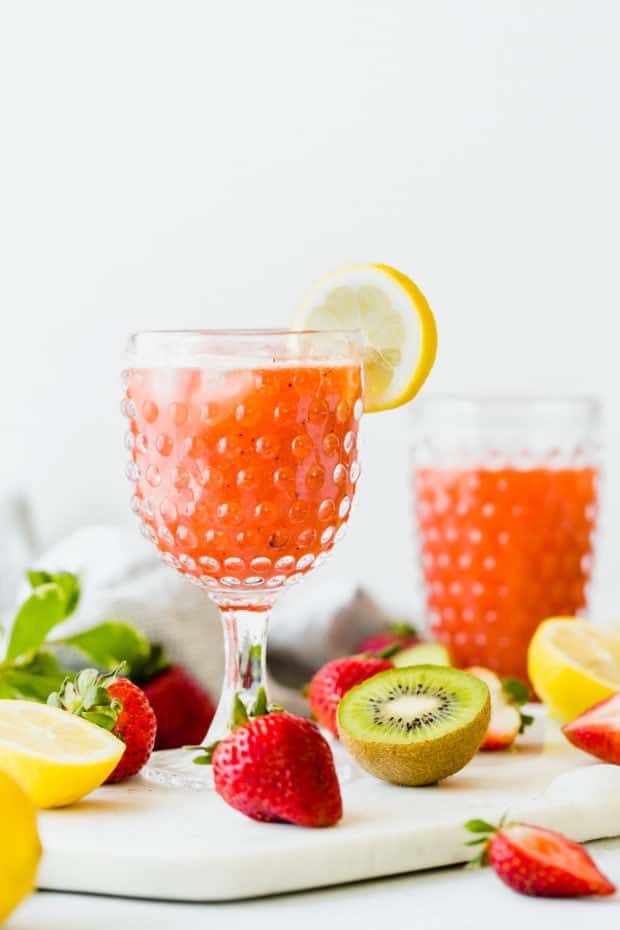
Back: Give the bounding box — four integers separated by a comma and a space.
37, 711, 620, 901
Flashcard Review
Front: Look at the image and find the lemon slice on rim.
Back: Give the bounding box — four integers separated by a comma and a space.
0, 700, 124, 808
528, 618, 620, 722
295, 264, 437, 412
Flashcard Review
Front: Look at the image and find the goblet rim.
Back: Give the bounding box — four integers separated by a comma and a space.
127, 327, 364, 339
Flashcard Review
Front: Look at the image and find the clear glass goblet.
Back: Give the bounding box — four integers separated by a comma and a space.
122, 329, 364, 788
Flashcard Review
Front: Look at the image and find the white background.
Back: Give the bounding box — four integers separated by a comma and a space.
1, 0, 619, 618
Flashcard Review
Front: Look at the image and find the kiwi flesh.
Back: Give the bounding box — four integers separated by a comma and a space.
337, 665, 490, 786
393, 642, 451, 668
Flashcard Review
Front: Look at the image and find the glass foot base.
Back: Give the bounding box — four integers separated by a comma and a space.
142, 749, 215, 790
142, 736, 362, 791
323, 732, 362, 785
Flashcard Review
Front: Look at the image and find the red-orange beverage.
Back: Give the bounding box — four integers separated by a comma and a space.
414, 467, 598, 681
125, 364, 362, 594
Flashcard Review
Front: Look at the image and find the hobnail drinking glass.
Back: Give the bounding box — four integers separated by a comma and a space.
411, 396, 601, 683
122, 329, 364, 787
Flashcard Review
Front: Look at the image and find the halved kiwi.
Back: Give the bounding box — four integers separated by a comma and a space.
393, 642, 451, 668
337, 665, 490, 786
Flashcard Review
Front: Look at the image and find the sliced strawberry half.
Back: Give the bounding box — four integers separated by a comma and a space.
465, 819, 616, 897
466, 667, 533, 750
563, 691, 620, 764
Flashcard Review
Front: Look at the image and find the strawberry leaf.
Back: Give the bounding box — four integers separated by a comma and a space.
502, 676, 531, 706
48, 666, 124, 730
388, 622, 418, 637
251, 686, 268, 717
519, 711, 535, 733
377, 643, 401, 659
185, 742, 219, 765
232, 694, 250, 729
81, 710, 119, 731
465, 848, 490, 869
465, 819, 496, 834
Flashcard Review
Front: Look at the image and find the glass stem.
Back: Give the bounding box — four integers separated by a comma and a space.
203, 603, 271, 745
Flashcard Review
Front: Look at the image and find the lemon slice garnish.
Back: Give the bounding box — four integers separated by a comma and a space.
528, 618, 620, 721
295, 263, 437, 412
0, 700, 124, 808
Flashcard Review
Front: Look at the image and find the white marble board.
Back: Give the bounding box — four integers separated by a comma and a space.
36, 712, 620, 901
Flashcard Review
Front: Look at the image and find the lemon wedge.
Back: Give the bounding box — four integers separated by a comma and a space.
0, 770, 40, 920
0, 700, 124, 808
295, 264, 437, 412
528, 618, 620, 721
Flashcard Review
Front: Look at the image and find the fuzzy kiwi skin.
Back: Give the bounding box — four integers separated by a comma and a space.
337, 685, 491, 787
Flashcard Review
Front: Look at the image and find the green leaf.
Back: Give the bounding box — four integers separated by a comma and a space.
251, 686, 268, 717
464, 819, 496, 834
519, 712, 535, 734
378, 644, 401, 659
26, 570, 53, 589
0, 652, 67, 701
502, 676, 531, 706
130, 642, 170, 683
465, 849, 489, 869
186, 741, 218, 765
465, 837, 489, 846
387, 622, 418, 638
5, 584, 68, 662
82, 710, 119, 732
55, 622, 151, 673
27, 571, 80, 618
53, 573, 80, 617
232, 694, 250, 729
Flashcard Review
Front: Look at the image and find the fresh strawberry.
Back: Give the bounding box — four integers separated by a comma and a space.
308, 655, 393, 736
466, 667, 533, 750
465, 819, 615, 897
192, 693, 342, 827
105, 677, 157, 782
142, 666, 215, 750
356, 622, 419, 655
49, 667, 157, 783
563, 692, 620, 763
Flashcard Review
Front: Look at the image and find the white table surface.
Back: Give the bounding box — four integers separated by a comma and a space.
8, 837, 620, 930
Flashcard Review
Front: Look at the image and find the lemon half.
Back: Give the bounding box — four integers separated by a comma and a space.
0, 700, 124, 808
295, 264, 437, 412
0, 770, 40, 920
528, 618, 620, 721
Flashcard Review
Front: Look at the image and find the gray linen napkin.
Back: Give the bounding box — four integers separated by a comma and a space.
10, 524, 392, 714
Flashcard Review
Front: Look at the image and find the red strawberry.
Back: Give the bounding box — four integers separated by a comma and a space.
563, 692, 620, 763
193, 695, 342, 827
356, 623, 419, 655
465, 667, 533, 750
49, 668, 157, 783
308, 655, 393, 736
142, 666, 216, 750
465, 819, 615, 897
106, 678, 157, 782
